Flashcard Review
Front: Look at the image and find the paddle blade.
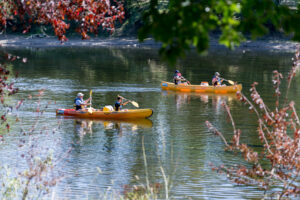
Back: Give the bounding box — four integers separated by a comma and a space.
227, 80, 235, 85
131, 101, 139, 108
90, 90, 92, 96
88, 107, 93, 114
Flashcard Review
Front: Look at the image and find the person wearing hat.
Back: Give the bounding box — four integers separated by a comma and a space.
74, 93, 91, 110
212, 72, 223, 86
173, 70, 186, 85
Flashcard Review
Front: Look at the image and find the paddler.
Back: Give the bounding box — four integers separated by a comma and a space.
74, 93, 91, 110
174, 70, 189, 85
212, 72, 224, 86
115, 96, 130, 111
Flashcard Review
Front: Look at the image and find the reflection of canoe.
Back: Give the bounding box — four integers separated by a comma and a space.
100, 118, 153, 128
56, 108, 153, 119
161, 81, 242, 94
162, 90, 238, 98
58, 117, 153, 128
162, 90, 238, 105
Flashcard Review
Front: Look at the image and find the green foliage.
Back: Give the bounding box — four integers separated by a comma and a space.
115, 0, 168, 36
138, 0, 300, 65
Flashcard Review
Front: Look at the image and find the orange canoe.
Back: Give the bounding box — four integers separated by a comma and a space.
161, 81, 242, 94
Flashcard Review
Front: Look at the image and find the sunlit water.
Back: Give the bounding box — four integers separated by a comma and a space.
0, 46, 299, 199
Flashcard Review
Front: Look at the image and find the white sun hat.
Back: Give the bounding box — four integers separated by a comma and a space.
77, 92, 84, 97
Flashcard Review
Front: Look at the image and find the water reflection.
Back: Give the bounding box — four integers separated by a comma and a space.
101, 118, 153, 137
161, 90, 237, 113
59, 117, 153, 136
55, 117, 154, 199
4, 47, 297, 199
74, 119, 94, 141
101, 119, 153, 129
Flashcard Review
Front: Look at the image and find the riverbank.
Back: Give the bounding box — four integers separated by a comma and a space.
0, 34, 299, 52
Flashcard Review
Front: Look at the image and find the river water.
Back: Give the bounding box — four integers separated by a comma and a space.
1, 46, 299, 199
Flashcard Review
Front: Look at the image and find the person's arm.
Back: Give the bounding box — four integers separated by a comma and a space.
122, 101, 130, 106
84, 97, 91, 104
78, 99, 90, 107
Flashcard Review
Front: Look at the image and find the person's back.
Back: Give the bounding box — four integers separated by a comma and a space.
74, 96, 84, 110
115, 101, 121, 111
115, 97, 122, 111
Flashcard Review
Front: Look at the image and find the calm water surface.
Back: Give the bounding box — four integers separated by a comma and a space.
1, 46, 299, 199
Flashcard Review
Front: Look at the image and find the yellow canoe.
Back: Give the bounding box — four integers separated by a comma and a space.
56, 108, 153, 119
161, 81, 242, 94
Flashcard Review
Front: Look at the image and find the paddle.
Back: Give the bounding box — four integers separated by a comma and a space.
221, 78, 235, 85
88, 90, 93, 114
181, 76, 191, 85
118, 95, 139, 108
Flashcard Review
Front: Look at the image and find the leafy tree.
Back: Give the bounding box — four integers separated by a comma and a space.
115, 0, 168, 36
0, 0, 125, 41
138, 0, 300, 64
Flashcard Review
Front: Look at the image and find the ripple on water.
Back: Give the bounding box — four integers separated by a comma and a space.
2, 48, 297, 199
